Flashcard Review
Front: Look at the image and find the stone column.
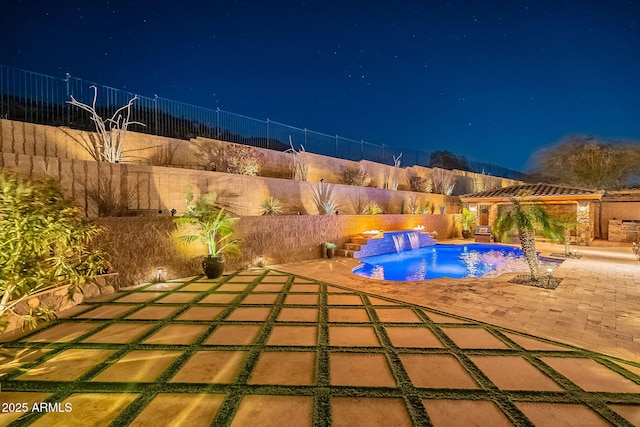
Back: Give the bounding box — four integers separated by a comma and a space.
576, 201, 591, 246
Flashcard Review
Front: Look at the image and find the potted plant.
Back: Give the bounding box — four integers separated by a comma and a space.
175, 192, 241, 279
456, 207, 477, 239
324, 242, 337, 258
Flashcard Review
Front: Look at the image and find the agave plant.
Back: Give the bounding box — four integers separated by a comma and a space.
368, 202, 383, 215
310, 182, 339, 215
260, 197, 283, 216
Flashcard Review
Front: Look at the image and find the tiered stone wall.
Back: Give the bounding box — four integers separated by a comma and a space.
0, 119, 519, 194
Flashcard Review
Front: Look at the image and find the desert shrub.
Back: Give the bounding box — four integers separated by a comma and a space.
84, 175, 138, 217
407, 169, 433, 193
339, 164, 371, 187
432, 168, 456, 195
223, 144, 265, 176
286, 139, 309, 181
0, 171, 108, 330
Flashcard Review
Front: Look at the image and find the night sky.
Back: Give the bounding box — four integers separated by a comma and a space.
2, 0, 639, 171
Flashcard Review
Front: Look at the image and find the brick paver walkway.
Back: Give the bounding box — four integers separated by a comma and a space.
1, 267, 639, 426
276, 241, 640, 363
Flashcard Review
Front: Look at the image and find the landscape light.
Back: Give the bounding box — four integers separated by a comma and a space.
258, 255, 264, 267
156, 268, 164, 282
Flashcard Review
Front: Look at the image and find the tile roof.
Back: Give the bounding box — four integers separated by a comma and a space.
460, 183, 604, 200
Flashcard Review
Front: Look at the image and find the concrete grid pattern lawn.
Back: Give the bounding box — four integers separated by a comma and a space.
1, 270, 639, 426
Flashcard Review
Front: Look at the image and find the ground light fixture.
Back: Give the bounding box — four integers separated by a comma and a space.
258, 256, 264, 267
546, 267, 554, 287
156, 268, 164, 282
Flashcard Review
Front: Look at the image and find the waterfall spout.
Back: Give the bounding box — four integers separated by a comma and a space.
392, 234, 406, 253
408, 232, 420, 250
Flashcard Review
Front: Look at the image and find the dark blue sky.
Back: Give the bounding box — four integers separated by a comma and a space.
2, 0, 639, 171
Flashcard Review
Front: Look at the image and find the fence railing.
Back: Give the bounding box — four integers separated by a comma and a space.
0, 64, 524, 179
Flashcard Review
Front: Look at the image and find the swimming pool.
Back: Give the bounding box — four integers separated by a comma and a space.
352, 243, 558, 281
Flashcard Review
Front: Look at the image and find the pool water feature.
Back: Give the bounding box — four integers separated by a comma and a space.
352, 243, 562, 281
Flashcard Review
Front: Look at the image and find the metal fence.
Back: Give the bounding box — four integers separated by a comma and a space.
0, 64, 524, 179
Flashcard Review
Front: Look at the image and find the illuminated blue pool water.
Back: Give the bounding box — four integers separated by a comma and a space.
353, 243, 541, 281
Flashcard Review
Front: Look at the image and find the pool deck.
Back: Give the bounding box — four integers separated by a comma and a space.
274, 240, 640, 364
0, 239, 638, 425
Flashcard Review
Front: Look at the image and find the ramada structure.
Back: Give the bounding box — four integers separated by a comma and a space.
460, 183, 606, 246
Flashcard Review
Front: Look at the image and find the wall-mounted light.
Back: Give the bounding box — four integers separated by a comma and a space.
578, 205, 587, 212
469, 205, 477, 212
156, 267, 164, 282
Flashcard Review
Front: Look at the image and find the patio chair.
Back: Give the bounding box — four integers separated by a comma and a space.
474, 226, 492, 243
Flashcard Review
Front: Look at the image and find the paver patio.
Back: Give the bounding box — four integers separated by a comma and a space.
0, 244, 639, 425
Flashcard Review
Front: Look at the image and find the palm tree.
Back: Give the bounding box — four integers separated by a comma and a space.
493, 197, 561, 280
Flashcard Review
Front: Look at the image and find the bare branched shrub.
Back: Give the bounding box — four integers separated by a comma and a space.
310, 182, 338, 215
432, 168, 456, 195
222, 144, 265, 176
339, 163, 371, 186
408, 193, 419, 214
383, 153, 402, 190
407, 168, 432, 193
67, 86, 144, 163
286, 137, 309, 181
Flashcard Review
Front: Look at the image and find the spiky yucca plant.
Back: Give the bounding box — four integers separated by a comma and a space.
260, 197, 283, 216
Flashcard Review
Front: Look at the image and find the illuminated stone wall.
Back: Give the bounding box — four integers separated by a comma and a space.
93, 214, 456, 285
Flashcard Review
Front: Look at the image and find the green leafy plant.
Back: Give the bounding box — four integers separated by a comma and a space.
456, 207, 477, 234
174, 192, 241, 258
260, 197, 283, 216
324, 242, 337, 249
367, 202, 383, 215
493, 197, 561, 280
0, 171, 108, 330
